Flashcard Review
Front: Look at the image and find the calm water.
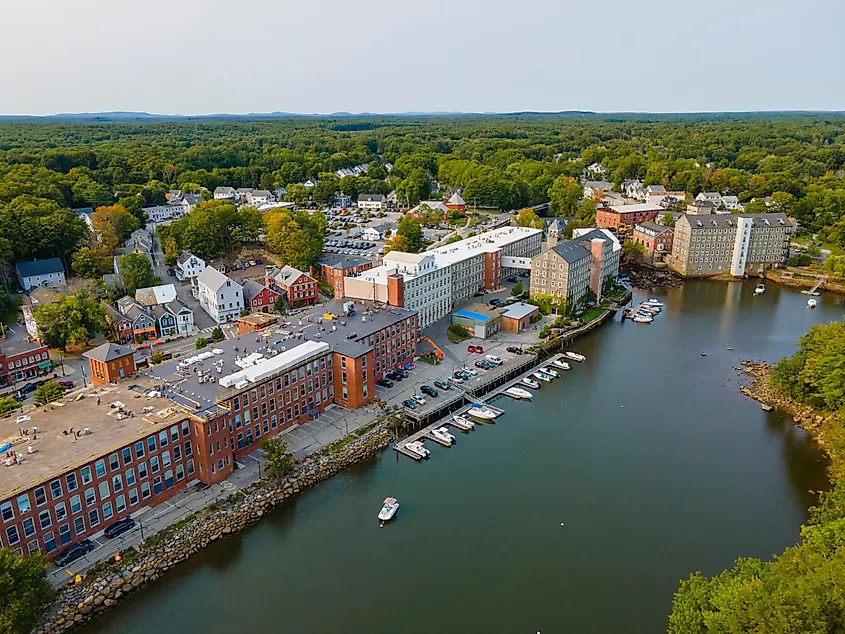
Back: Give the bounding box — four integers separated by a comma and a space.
83, 280, 842, 634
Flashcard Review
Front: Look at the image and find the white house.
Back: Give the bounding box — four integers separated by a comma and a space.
303, 179, 318, 189
357, 193, 386, 211
622, 180, 645, 200
721, 195, 740, 210
587, 162, 608, 177
696, 192, 724, 208
214, 186, 237, 200
247, 190, 271, 206
236, 188, 253, 203
196, 267, 244, 323
181, 194, 203, 214
143, 205, 184, 222
16, 258, 66, 292
175, 251, 206, 281
361, 223, 393, 241
583, 180, 613, 199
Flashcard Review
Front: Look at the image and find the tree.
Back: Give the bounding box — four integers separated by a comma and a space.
34, 380, 64, 405
661, 212, 676, 227
210, 327, 225, 343
71, 246, 111, 279
740, 199, 769, 214
396, 215, 424, 252
512, 279, 524, 296
162, 237, 179, 267
383, 234, 410, 254
261, 437, 294, 479
577, 198, 597, 222
274, 296, 288, 314
195, 337, 209, 350
549, 175, 582, 216
516, 208, 544, 229
0, 549, 54, 634
118, 253, 160, 297
823, 254, 845, 277
34, 291, 107, 351
150, 351, 164, 364
394, 168, 431, 207
264, 209, 322, 270
0, 396, 19, 417
563, 218, 590, 239
91, 205, 140, 251
284, 184, 309, 205
622, 240, 646, 264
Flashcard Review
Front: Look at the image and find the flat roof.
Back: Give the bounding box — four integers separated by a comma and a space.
607, 203, 664, 213
0, 377, 187, 501
502, 302, 540, 320
0, 338, 48, 357
430, 226, 542, 267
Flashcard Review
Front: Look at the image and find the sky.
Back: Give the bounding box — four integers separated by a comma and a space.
2, 0, 844, 116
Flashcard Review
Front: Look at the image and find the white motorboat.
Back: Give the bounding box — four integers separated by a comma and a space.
646, 299, 664, 307
639, 303, 661, 313
563, 351, 586, 362
430, 427, 455, 445
521, 377, 541, 389
404, 441, 430, 458
451, 414, 475, 430
467, 406, 499, 420
633, 314, 653, 323
504, 387, 532, 400
754, 284, 765, 295
551, 359, 571, 371
540, 366, 559, 378
533, 371, 553, 382
378, 497, 399, 521
807, 298, 817, 308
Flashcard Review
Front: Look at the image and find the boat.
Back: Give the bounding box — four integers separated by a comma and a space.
807, 298, 817, 308
378, 497, 399, 521
521, 377, 541, 389
451, 415, 475, 430
533, 371, 553, 382
639, 303, 661, 313
467, 406, 499, 420
754, 284, 765, 295
404, 441, 430, 458
430, 427, 455, 445
504, 387, 532, 400
551, 359, 571, 371
539, 366, 559, 378
633, 314, 653, 323
646, 299, 664, 307
563, 351, 586, 362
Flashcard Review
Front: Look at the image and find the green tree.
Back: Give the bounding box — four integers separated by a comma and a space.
195, 337, 209, 350
33, 380, 64, 405
264, 209, 321, 269
396, 215, 424, 252
549, 175, 582, 216
162, 237, 179, 266
740, 199, 769, 214
383, 234, 410, 254
150, 351, 164, 364
284, 184, 309, 205
563, 218, 590, 239
512, 279, 524, 296
661, 212, 676, 227
516, 208, 544, 229
0, 396, 19, 417
71, 246, 111, 279
34, 290, 107, 351
261, 437, 295, 479
394, 168, 431, 207
823, 254, 845, 277
210, 327, 225, 343
274, 296, 288, 314
0, 549, 54, 634
622, 240, 646, 263
118, 253, 160, 297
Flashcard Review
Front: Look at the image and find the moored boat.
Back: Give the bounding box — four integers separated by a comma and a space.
467, 406, 499, 420
551, 359, 571, 371
563, 351, 586, 362
533, 371, 553, 382
451, 414, 475, 430
647, 299, 664, 307
404, 441, 430, 458
808, 298, 817, 308
378, 497, 399, 521
633, 314, 653, 323
430, 427, 455, 445
504, 386, 532, 400
754, 284, 765, 295
521, 377, 541, 389
540, 366, 559, 377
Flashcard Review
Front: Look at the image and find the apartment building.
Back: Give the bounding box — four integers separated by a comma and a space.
632, 222, 675, 255
265, 266, 318, 307
16, 258, 66, 292
668, 213, 793, 277
195, 267, 244, 323
175, 251, 206, 281
0, 340, 52, 390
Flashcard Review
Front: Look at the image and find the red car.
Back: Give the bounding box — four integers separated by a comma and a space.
57, 380, 74, 389
467, 345, 484, 354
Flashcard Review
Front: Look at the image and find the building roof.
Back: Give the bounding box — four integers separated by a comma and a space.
83, 342, 135, 363
447, 192, 466, 206
635, 221, 673, 234
242, 279, 274, 303
251, 189, 271, 198
214, 186, 235, 195
550, 240, 591, 264
182, 194, 203, 206
584, 180, 613, 191
16, 258, 64, 278
383, 251, 429, 265
358, 193, 385, 202
607, 203, 664, 214
680, 212, 793, 230
367, 222, 393, 232
0, 338, 48, 357
319, 255, 372, 270
135, 284, 177, 307
646, 185, 667, 193
197, 266, 239, 292
689, 199, 716, 209
454, 308, 493, 322
235, 313, 278, 328
268, 265, 309, 287
502, 302, 540, 320
177, 250, 201, 265
547, 218, 562, 232
572, 228, 622, 253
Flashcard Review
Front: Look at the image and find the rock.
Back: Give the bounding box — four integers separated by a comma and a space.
760, 403, 774, 411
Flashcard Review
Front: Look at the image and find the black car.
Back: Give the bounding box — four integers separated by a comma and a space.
376, 378, 394, 388
104, 517, 136, 538
506, 346, 524, 355
420, 385, 438, 397
54, 539, 94, 567
506, 276, 519, 283
402, 399, 417, 410
386, 371, 404, 381
395, 369, 410, 378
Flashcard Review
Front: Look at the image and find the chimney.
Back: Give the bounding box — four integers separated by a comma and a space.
589, 238, 605, 301
387, 273, 405, 308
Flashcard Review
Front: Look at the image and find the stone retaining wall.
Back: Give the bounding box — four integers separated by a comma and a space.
35, 424, 395, 634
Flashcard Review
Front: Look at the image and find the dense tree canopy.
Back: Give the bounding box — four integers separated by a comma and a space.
33, 289, 107, 351
0, 548, 53, 634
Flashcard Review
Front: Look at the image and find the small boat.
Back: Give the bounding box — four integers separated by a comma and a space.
639, 303, 661, 313
754, 284, 765, 295
539, 366, 559, 378
551, 359, 571, 371
378, 497, 399, 521
451, 415, 475, 430
647, 299, 664, 307
504, 387, 532, 400
404, 441, 430, 458
467, 406, 499, 420
430, 427, 455, 445
521, 377, 541, 389
633, 314, 653, 323
807, 298, 817, 308
533, 371, 553, 382
563, 351, 586, 362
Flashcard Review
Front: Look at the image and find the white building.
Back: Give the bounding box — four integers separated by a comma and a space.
175, 251, 206, 281
143, 205, 185, 222
361, 223, 393, 241
195, 267, 244, 323
247, 190, 271, 206
16, 258, 66, 292
357, 193, 386, 211
587, 162, 608, 177
583, 180, 613, 199
214, 187, 237, 200
696, 192, 724, 208
721, 195, 740, 210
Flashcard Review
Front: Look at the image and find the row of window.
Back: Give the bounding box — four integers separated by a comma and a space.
4, 350, 48, 370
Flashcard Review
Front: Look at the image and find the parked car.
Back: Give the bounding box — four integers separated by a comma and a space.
451, 372, 465, 382
255, 259, 263, 265
386, 371, 404, 381
434, 380, 450, 391
54, 539, 94, 567
104, 517, 136, 538
395, 369, 410, 378
486, 355, 503, 366
465, 367, 478, 377
474, 360, 488, 369
506, 276, 519, 283
506, 346, 523, 355
166, 268, 175, 277
376, 378, 394, 388
402, 399, 417, 410
56, 380, 74, 389
467, 345, 483, 353
420, 385, 438, 397
518, 271, 530, 278
412, 394, 426, 405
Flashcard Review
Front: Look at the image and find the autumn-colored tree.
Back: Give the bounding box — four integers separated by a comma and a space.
92, 205, 139, 251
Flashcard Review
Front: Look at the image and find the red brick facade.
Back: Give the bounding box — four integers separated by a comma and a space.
596, 206, 660, 229
0, 343, 51, 388
632, 224, 674, 255
321, 261, 373, 300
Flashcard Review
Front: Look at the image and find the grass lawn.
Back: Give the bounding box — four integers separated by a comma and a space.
581, 306, 606, 323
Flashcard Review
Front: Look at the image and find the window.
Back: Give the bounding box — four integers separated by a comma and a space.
88, 509, 100, 527
65, 472, 78, 492
159, 431, 168, 448
170, 426, 179, 443
173, 445, 182, 461
33, 487, 47, 506
50, 480, 63, 501
153, 477, 163, 495
102, 502, 114, 521
54, 502, 67, 522
138, 462, 148, 479
69, 495, 81, 514
5, 526, 19, 546
39, 510, 52, 529
59, 524, 71, 545
17, 494, 31, 515
84, 488, 96, 507
184, 441, 192, 457
129, 489, 139, 506
22, 518, 36, 538
81, 465, 93, 485
122, 447, 132, 465
187, 459, 195, 476
73, 516, 86, 537
176, 464, 185, 481
98, 481, 110, 500
134, 441, 145, 459
112, 475, 123, 493
116, 495, 126, 514
95, 459, 106, 478
147, 437, 156, 453
109, 453, 119, 471
141, 482, 151, 500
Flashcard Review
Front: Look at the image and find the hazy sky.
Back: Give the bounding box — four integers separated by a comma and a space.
2, 0, 843, 115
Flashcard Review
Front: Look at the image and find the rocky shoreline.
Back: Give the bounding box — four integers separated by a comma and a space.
623, 264, 684, 290
34, 423, 395, 634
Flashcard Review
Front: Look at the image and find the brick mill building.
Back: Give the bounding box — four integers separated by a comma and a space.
632, 221, 675, 256
596, 203, 662, 230
319, 256, 374, 300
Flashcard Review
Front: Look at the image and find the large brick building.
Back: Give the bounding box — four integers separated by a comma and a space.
632, 222, 674, 256
319, 256, 374, 300
596, 203, 662, 229
0, 340, 52, 391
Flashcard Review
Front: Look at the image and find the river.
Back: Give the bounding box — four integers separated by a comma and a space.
82, 280, 842, 634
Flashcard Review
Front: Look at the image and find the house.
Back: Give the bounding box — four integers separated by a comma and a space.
114, 297, 157, 341
16, 258, 66, 292
165, 300, 194, 335
83, 343, 136, 386
22, 286, 61, 340
73, 207, 95, 230
632, 222, 675, 256
319, 255, 374, 299
361, 223, 393, 241
175, 251, 206, 281
696, 192, 723, 208
646, 185, 667, 197
386, 191, 398, 206
151, 305, 178, 337
134, 284, 178, 307
214, 186, 237, 200
236, 188, 253, 203
722, 195, 740, 210
687, 199, 718, 215
303, 179, 318, 189
445, 191, 467, 212
357, 193, 386, 211
622, 180, 645, 200
143, 204, 184, 223
583, 180, 613, 199
181, 194, 203, 214
166, 190, 182, 202
247, 190, 271, 207
196, 267, 244, 323
235, 312, 279, 335
333, 194, 353, 208
273, 187, 287, 200
500, 302, 540, 333
265, 265, 318, 307
408, 200, 449, 219
587, 162, 608, 177
242, 279, 279, 312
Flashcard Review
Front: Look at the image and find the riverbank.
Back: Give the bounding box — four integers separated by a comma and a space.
623, 263, 684, 290
765, 269, 845, 294
739, 361, 841, 476
34, 423, 396, 634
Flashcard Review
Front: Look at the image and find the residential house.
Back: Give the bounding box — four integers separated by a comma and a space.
587, 163, 608, 177
213, 186, 237, 200
16, 258, 66, 292
333, 194, 353, 208
181, 194, 203, 214
247, 190, 271, 207
175, 251, 206, 281
143, 205, 184, 223
235, 188, 253, 203
73, 207, 95, 230
196, 267, 244, 323
622, 180, 645, 200
721, 195, 740, 210
632, 222, 675, 256
361, 223, 393, 241
151, 305, 178, 337
583, 180, 613, 199
696, 192, 724, 208
687, 199, 719, 215
273, 187, 287, 200
83, 343, 136, 386
115, 297, 157, 341
242, 280, 279, 312
303, 179, 318, 189
22, 287, 61, 340
265, 266, 318, 306
357, 193, 386, 211
165, 300, 194, 335
134, 284, 178, 307
646, 185, 667, 197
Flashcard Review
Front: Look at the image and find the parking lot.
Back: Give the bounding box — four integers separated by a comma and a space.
322, 238, 381, 258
